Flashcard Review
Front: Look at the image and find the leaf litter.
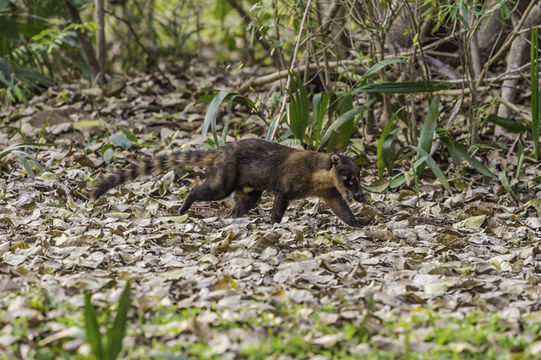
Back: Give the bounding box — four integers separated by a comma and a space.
1, 62, 541, 358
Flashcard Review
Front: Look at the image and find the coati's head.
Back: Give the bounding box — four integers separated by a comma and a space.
331, 154, 365, 203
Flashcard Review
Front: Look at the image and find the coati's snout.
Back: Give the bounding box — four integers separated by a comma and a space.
331, 154, 364, 203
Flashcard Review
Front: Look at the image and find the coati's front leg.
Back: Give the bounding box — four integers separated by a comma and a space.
271, 192, 289, 224
231, 189, 262, 217
321, 189, 361, 228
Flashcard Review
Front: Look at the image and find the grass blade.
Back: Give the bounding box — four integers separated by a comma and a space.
105, 282, 131, 360
13, 151, 35, 179
376, 109, 401, 177
412, 146, 452, 191
202, 90, 231, 145
286, 70, 309, 144
84, 291, 104, 360
310, 92, 330, 147
439, 135, 497, 178
516, 139, 524, 179
487, 114, 529, 133
352, 81, 453, 94
360, 57, 406, 82
319, 98, 375, 150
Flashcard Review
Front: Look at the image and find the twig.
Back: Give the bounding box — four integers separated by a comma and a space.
269, 0, 313, 141
225, 0, 275, 62
476, 0, 541, 87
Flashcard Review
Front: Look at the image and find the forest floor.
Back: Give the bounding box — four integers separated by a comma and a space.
1, 60, 541, 359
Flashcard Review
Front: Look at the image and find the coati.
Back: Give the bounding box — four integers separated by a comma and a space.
91, 139, 365, 227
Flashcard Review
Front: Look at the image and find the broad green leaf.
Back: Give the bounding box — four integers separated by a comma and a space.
486, 114, 529, 133
110, 135, 131, 149
103, 148, 114, 164
84, 292, 104, 360
122, 129, 138, 142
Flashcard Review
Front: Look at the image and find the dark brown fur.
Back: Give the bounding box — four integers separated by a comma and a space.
91, 139, 364, 227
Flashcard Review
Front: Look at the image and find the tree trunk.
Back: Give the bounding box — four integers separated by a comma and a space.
64, 0, 103, 86
95, 0, 106, 79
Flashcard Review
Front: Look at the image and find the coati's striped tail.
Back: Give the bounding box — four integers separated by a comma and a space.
90, 149, 218, 200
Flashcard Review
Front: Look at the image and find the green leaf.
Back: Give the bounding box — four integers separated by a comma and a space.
499, 171, 515, 197
360, 57, 406, 82
122, 129, 138, 142
286, 70, 309, 144
105, 282, 130, 360
416, 97, 439, 176
419, 97, 439, 152
0, 0, 9, 11
319, 98, 375, 150
103, 148, 114, 164
110, 135, 131, 149
352, 81, 453, 94
379, 127, 402, 177
439, 135, 497, 178
412, 146, 452, 190
516, 140, 524, 179
202, 90, 232, 144
84, 291, 104, 360
486, 114, 529, 133
310, 93, 330, 147
13, 151, 35, 179
377, 109, 401, 177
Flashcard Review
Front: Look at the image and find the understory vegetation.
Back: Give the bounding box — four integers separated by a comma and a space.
1, 0, 541, 358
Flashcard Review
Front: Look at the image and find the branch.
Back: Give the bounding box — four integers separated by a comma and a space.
476, 0, 541, 87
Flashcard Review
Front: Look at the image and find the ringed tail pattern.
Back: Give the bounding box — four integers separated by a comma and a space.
90, 149, 218, 200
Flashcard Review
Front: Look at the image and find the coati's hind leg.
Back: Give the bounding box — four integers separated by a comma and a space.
231, 189, 262, 217
179, 166, 236, 214
320, 189, 361, 228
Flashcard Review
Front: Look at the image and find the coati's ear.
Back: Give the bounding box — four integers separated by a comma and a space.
331, 154, 341, 167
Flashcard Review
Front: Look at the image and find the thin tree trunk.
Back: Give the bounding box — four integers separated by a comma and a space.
64, 0, 103, 86
95, 0, 106, 79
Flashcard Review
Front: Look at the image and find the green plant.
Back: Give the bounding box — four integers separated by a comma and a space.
195, 89, 264, 148
0, 143, 45, 178
278, 70, 375, 151
101, 129, 155, 164
84, 281, 131, 360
